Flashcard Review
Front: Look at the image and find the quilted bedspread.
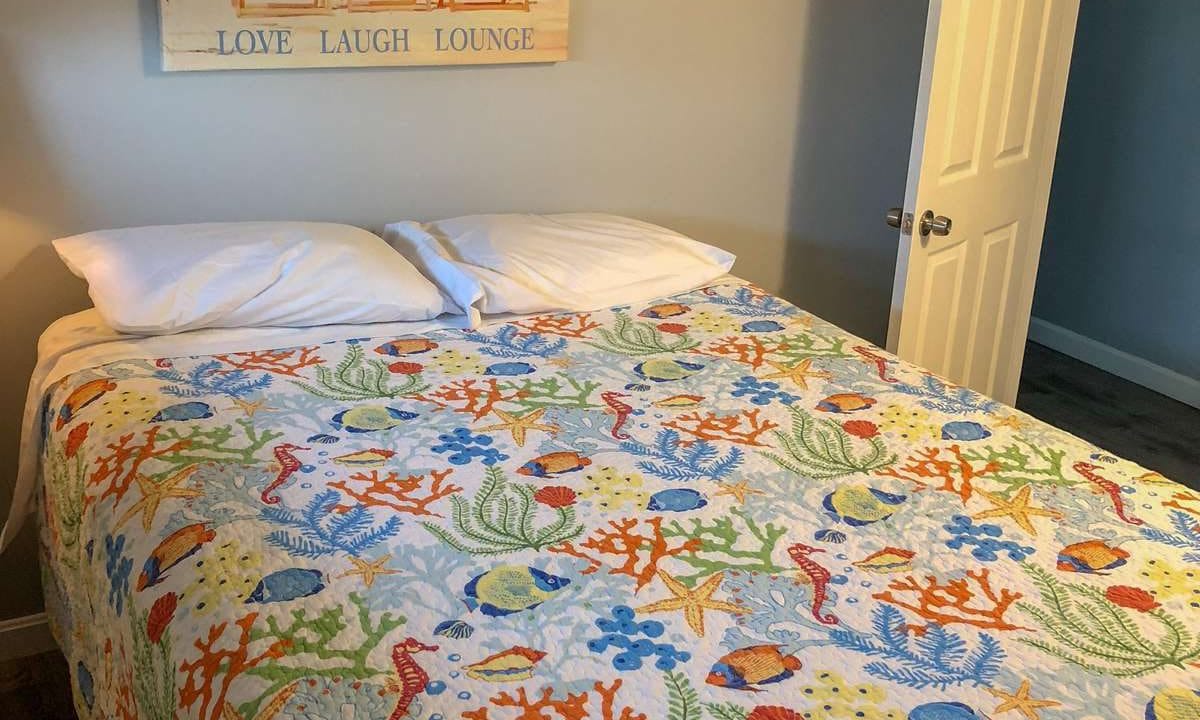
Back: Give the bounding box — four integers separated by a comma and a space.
37, 280, 1200, 720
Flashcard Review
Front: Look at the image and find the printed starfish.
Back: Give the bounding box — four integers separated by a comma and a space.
993, 414, 1029, 431
971, 484, 1063, 536
476, 408, 558, 447
230, 396, 272, 417
339, 554, 399, 588
759, 359, 832, 390
636, 570, 747, 637
986, 679, 1060, 720
116, 465, 203, 531
714, 480, 764, 504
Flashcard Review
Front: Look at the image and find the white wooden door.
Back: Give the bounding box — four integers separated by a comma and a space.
886, 0, 1080, 405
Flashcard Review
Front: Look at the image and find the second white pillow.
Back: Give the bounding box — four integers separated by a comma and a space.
384, 213, 736, 322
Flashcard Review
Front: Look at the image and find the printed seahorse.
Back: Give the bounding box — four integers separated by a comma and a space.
601, 391, 634, 440
1073, 461, 1144, 526
787, 543, 839, 625
388, 637, 439, 720
853, 345, 898, 383
260, 443, 309, 505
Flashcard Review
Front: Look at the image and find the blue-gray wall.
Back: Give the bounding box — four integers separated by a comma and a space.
1033, 0, 1200, 380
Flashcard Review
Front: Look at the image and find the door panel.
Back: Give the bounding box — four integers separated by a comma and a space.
888, 0, 1079, 405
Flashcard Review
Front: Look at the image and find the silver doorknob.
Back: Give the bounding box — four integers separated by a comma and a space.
885, 207, 904, 229
919, 210, 952, 237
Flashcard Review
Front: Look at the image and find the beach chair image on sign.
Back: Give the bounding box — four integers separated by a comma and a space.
231, 0, 333, 17
231, 0, 532, 16
346, 0, 532, 11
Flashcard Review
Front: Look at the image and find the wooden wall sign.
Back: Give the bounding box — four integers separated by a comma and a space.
159, 0, 569, 71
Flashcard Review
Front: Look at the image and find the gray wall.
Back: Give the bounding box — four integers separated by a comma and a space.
0, 0, 924, 619
1033, 0, 1200, 379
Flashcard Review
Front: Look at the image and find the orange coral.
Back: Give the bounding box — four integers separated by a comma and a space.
1164, 491, 1200, 519
692, 335, 783, 369
413, 379, 523, 420
179, 614, 289, 720
463, 681, 645, 720
214, 347, 323, 377
513, 313, 602, 339
550, 517, 701, 591
872, 569, 1029, 632
875, 444, 998, 502
88, 427, 190, 506
329, 469, 461, 517
664, 409, 779, 447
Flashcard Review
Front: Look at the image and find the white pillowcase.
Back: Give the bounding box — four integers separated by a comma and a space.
54, 222, 452, 334
383, 213, 735, 322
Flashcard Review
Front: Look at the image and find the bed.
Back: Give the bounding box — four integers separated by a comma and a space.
23, 278, 1200, 719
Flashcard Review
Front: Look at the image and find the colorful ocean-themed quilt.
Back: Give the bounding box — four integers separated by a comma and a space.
38, 280, 1200, 719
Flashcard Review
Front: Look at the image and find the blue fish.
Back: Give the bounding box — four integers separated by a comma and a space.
77, 662, 95, 710
484, 362, 536, 376
245, 568, 326, 604
940, 421, 992, 441
464, 565, 571, 617
151, 401, 214, 422
647, 488, 708, 512
433, 619, 475, 640
741, 320, 784, 332
907, 702, 982, 720
306, 433, 341, 444
822, 485, 907, 527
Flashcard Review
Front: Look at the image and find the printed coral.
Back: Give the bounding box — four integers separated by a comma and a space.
942, 515, 1035, 562
330, 468, 461, 517
587, 605, 691, 671
432, 427, 510, 466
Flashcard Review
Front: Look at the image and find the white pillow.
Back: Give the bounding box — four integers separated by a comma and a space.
383, 213, 735, 321
53, 222, 452, 334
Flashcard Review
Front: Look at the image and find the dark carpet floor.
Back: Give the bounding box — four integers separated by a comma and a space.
1, 341, 1196, 718
1016, 342, 1199, 490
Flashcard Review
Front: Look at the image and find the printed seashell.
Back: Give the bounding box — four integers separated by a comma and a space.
746, 707, 802, 720
333, 448, 396, 467
813, 528, 847, 544
433, 620, 475, 640
463, 646, 547, 682
146, 592, 178, 645
653, 394, 706, 408
306, 433, 341, 444
852, 547, 916, 574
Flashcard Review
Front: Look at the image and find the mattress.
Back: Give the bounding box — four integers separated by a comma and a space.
28, 278, 1200, 719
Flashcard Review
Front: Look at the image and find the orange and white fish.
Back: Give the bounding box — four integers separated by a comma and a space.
137, 523, 216, 591
57, 379, 116, 429
516, 452, 592, 478
707, 645, 801, 691
1056, 539, 1129, 574
639, 303, 690, 319
815, 393, 876, 414
375, 339, 439, 357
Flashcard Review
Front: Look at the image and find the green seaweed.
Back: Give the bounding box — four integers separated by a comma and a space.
763, 406, 896, 479
422, 466, 583, 555
294, 343, 427, 401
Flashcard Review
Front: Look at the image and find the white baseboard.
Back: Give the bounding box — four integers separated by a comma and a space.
1028, 317, 1200, 409
0, 613, 57, 662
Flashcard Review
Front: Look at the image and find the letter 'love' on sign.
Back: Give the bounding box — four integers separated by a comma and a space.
159, 0, 568, 71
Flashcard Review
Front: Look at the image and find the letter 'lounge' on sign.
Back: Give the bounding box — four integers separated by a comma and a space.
434, 27, 534, 52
